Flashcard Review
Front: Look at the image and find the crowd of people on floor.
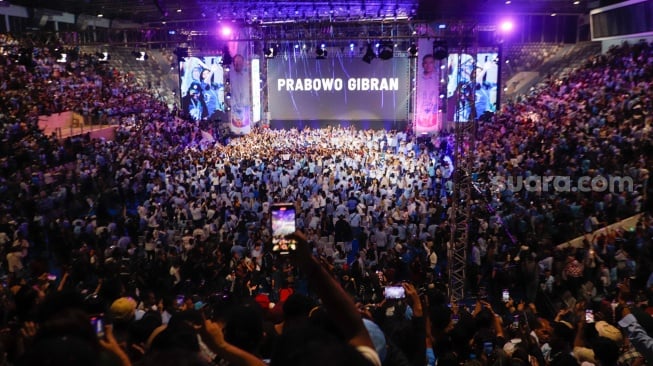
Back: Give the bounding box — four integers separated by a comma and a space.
0, 32, 652, 366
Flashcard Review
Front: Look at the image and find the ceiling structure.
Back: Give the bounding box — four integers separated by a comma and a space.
6, 0, 597, 48
10, 0, 592, 28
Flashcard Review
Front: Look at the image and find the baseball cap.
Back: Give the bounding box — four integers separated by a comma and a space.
594, 321, 622, 343
110, 297, 137, 321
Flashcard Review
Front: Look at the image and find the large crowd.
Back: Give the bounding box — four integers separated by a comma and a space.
0, 31, 652, 366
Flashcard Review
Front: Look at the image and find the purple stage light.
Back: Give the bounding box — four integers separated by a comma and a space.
220, 26, 233, 37
499, 20, 513, 32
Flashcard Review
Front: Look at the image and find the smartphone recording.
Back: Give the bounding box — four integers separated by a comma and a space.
271, 203, 297, 254
483, 341, 494, 356
90, 315, 105, 338
585, 309, 594, 323
176, 294, 185, 307
384, 285, 406, 299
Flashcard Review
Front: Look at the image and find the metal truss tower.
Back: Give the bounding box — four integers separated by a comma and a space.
447, 22, 478, 303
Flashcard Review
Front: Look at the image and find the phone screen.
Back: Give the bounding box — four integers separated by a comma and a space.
176, 295, 185, 307
483, 341, 494, 356
502, 289, 510, 302
271, 203, 297, 253
585, 309, 594, 323
512, 314, 519, 329
90, 315, 105, 338
384, 286, 406, 299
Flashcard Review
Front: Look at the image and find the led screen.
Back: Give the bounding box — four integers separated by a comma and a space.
179, 56, 226, 121
446, 52, 499, 122
267, 56, 410, 122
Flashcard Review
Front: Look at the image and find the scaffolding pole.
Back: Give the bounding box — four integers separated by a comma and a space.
447, 22, 477, 304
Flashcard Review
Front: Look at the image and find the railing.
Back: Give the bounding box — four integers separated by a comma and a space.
556, 213, 642, 250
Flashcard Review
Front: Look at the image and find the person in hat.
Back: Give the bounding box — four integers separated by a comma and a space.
181, 82, 208, 121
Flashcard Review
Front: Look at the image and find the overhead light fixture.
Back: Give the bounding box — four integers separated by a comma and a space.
220, 26, 233, 38
408, 44, 417, 58
97, 13, 104, 18
136, 51, 148, 61
265, 44, 278, 58
499, 20, 514, 32
362, 43, 376, 64
97, 51, 109, 62
433, 40, 448, 60
378, 42, 393, 60
176, 8, 182, 13
316, 43, 327, 59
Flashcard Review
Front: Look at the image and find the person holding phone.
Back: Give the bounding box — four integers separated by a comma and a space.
271, 203, 297, 254
282, 230, 384, 366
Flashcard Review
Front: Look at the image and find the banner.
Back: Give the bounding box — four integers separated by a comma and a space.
414, 38, 444, 134
229, 53, 252, 134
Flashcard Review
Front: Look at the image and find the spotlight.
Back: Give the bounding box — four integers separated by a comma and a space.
362, 43, 376, 64
98, 51, 109, 62
408, 44, 417, 57
433, 40, 448, 60
316, 44, 327, 59
499, 20, 514, 32
220, 26, 232, 38
221, 45, 232, 66
378, 42, 393, 60
136, 51, 148, 61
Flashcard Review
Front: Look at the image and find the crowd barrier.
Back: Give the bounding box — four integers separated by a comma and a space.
556, 213, 642, 249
